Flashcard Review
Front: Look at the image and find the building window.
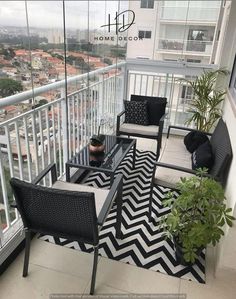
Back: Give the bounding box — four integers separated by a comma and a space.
138, 30, 152, 39
140, 0, 154, 9
181, 85, 193, 100
187, 59, 201, 63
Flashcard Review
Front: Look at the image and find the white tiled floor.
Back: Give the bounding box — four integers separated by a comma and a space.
1, 238, 236, 299
1, 137, 236, 298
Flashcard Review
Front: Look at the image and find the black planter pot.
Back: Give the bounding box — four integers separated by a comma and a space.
173, 236, 203, 266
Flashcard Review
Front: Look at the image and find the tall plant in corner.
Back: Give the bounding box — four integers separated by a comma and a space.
180, 68, 228, 132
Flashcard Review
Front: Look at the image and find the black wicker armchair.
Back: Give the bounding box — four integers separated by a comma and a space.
116, 95, 167, 159
10, 163, 123, 295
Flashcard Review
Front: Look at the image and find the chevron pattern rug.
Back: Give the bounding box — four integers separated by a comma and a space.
39, 149, 205, 283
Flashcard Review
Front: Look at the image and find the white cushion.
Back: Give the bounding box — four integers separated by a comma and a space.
52, 181, 109, 215
154, 135, 194, 187
120, 123, 159, 136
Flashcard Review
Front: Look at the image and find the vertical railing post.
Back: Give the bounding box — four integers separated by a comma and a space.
0, 150, 10, 228
60, 88, 69, 166
98, 74, 104, 128
0, 215, 3, 247
122, 64, 128, 101
164, 73, 169, 98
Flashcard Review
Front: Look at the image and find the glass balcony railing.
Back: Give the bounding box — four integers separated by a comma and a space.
158, 38, 213, 55
0, 62, 125, 249
161, 7, 220, 22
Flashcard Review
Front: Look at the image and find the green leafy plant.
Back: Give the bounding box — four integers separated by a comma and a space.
180, 69, 229, 132
162, 168, 235, 264
0, 78, 23, 98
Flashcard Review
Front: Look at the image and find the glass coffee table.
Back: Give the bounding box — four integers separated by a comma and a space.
66, 135, 136, 186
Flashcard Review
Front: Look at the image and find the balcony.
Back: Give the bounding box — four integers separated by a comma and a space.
158, 39, 213, 56
0, 57, 235, 297
160, 6, 220, 24
0, 59, 220, 247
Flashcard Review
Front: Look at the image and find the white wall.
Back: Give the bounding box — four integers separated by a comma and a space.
215, 95, 236, 271
215, 0, 236, 272
127, 1, 158, 59
223, 96, 236, 211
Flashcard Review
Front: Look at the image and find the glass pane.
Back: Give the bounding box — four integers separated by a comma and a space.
0, 1, 28, 230
26, 0, 64, 95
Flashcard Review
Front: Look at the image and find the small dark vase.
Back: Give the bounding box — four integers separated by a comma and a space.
89, 151, 105, 167
89, 134, 105, 153
173, 236, 203, 266
89, 143, 105, 153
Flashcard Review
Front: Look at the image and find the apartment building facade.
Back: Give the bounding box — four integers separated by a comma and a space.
127, 0, 223, 64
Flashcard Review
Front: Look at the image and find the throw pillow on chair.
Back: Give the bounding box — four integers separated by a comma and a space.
184, 131, 209, 153
124, 100, 149, 126
130, 94, 167, 125
191, 140, 214, 171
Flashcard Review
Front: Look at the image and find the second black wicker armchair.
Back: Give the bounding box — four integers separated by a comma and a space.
116, 95, 167, 159
10, 163, 123, 295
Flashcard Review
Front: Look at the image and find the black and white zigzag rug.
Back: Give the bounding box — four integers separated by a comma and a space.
39, 149, 205, 283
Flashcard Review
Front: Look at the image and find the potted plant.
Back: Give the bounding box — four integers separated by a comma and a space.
162, 168, 235, 265
180, 68, 229, 132
89, 117, 107, 153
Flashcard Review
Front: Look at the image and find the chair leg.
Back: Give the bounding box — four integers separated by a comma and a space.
23, 229, 31, 277
116, 194, 122, 240
148, 189, 153, 222
149, 170, 156, 222
156, 140, 160, 160
90, 246, 99, 295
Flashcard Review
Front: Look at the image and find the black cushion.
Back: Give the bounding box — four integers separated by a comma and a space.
131, 95, 167, 125
184, 131, 209, 153
124, 100, 149, 125
192, 141, 214, 171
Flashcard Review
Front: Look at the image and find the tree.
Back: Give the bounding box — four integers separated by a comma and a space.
32, 99, 49, 109
103, 58, 112, 65
0, 48, 15, 60
0, 78, 23, 98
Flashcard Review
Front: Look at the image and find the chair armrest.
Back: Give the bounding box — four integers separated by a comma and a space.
117, 110, 125, 118
116, 110, 125, 134
158, 113, 168, 135
159, 113, 168, 123
155, 162, 196, 175
32, 163, 57, 185
97, 173, 123, 226
10, 201, 17, 209
155, 162, 213, 178
167, 125, 212, 139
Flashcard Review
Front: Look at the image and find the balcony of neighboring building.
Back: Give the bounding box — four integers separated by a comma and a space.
160, 1, 221, 25
156, 24, 216, 61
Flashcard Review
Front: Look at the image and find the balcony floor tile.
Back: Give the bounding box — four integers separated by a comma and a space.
29, 237, 101, 281
0, 247, 88, 298
93, 256, 181, 294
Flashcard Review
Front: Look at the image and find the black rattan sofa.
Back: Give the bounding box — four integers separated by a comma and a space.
149, 118, 233, 220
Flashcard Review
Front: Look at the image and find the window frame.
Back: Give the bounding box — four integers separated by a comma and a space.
138, 30, 152, 39
140, 0, 154, 9
229, 54, 236, 103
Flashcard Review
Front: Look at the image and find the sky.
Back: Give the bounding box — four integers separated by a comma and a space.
0, 1, 129, 30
